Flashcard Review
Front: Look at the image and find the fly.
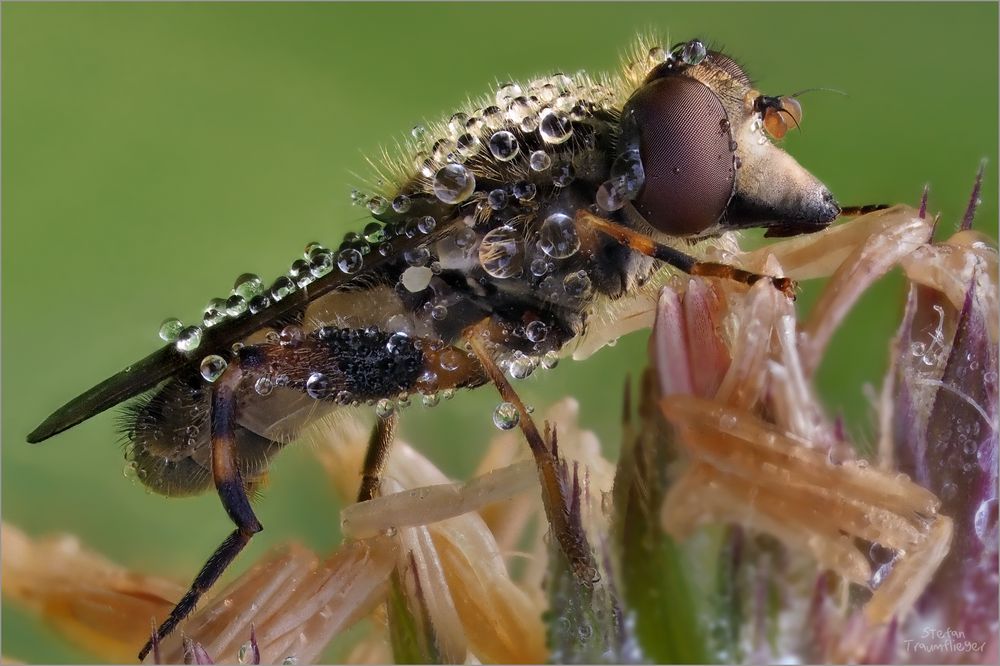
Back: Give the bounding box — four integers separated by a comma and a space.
26, 36, 884, 660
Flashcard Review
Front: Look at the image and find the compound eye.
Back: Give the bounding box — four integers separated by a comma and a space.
623, 76, 736, 235
762, 96, 802, 139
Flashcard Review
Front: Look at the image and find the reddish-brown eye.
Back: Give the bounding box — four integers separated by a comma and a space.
763, 107, 789, 139
622, 75, 736, 235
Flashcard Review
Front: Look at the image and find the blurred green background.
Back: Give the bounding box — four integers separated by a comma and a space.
3, 3, 997, 663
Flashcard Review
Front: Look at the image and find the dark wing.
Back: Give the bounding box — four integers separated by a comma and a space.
26, 240, 409, 444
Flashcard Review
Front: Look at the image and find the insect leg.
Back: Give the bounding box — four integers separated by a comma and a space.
138, 362, 263, 661
464, 320, 595, 580
356, 413, 399, 502
575, 210, 796, 297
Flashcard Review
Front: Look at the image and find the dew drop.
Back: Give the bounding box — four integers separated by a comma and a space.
432, 164, 476, 204
488, 131, 520, 162
525, 320, 548, 343
519, 115, 539, 133
175, 326, 203, 352
279, 325, 304, 347
233, 273, 264, 300
530, 257, 550, 276
306, 373, 331, 399
422, 393, 441, 408
411, 125, 428, 142
493, 402, 520, 430
541, 351, 560, 369
248, 294, 270, 314
488, 189, 508, 210
648, 45, 668, 63
202, 298, 228, 328
392, 195, 412, 213
375, 398, 396, 419
495, 82, 522, 106
309, 251, 333, 278
254, 377, 274, 396
456, 133, 480, 156
975, 498, 998, 547
282, 658, 298, 666
538, 212, 580, 259
417, 216, 436, 234
159, 318, 184, 342
270, 276, 295, 301
238, 641, 253, 665
479, 225, 523, 278
563, 270, 592, 298
199, 354, 227, 382
552, 162, 575, 187
539, 111, 573, 144
596, 179, 625, 211
439, 348, 462, 371
337, 248, 364, 274
367, 196, 388, 215
386, 332, 411, 354
509, 353, 536, 380
482, 105, 504, 128
680, 39, 707, 65
430, 304, 448, 320
448, 112, 470, 135
226, 294, 248, 317
403, 246, 431, 267
513, 180, 536, 202
529, 150, 552, 172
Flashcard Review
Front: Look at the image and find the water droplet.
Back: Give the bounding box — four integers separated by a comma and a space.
159, 318, 184, 342
337, 248, 364, 274
941, 481, 957, 501
482, 105, 504, 128
233, 273, 264, 300
254, 377, 274, 396
538, 212, 580, 258
375, 398, 396, 419
975, 498, 998, 547
541, 351, 559, 369
306, 373, 331, 399
248, 294, 270, 314
226, 294, 248, 317
199, 354, 228, 382
513, 180, 536, 202
495, 82, 522, 106
430, 304, 448, 320
519, 114, 539, 133
176, 326, 203, 352
432, 164, 476, 204
488, 131, 520, 162
403, 246, 431, 267
367, 196, 388, 215
282, 657, 298, 666
416, 216, 436, 234
509, 353, 536, 379
279, 325, 304, 347
680, 39, 707, 65
391, 195, 412, 213
448, 112, 469, 135
529, 150, 552, 172
563, 270, 592, 298
479, 225, 523, 278
539, 110, 573, 144
432, 137, 454, 162
238, 641, 253, 664
525, 320, 548, 343
411, 125, 428, 142
456, 133, 480, 156
596, 179, 625, 211
202, 299, 228, 328
648, 45, 668, 63
493, 402, 520, 430
270, 276, 295, 301
552, 162, 575, 187
488, 189, 508, 210
529, 257, 550, 276
309, 251, 333, 278
422, 393, 440, 407
439, 348, 461, 371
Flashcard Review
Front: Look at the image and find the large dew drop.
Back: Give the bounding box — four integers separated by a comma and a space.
488, 131, 520, 162
159, 318, 183, 342
493, 402, 520, 430
478, 225, 523, 278
538, 213, 580, 259
539, 111, 573, 144
175, 326, 203, 352
306, 372, 330, 399
432, 164, 476, 204
199, 354, 228, 382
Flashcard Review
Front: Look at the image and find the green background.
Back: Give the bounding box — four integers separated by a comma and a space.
3, 3, 997, 663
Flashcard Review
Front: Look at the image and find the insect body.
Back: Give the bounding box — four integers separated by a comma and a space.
28, 37, 871, 659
